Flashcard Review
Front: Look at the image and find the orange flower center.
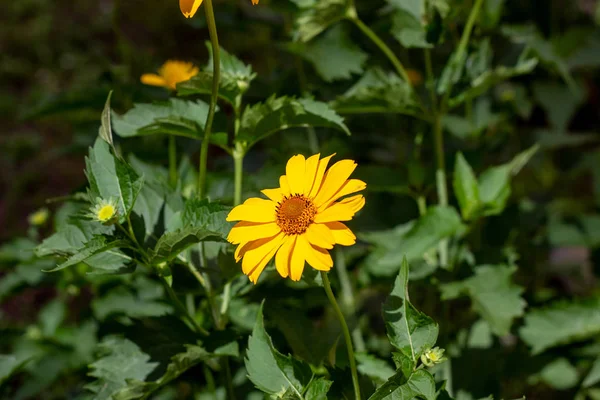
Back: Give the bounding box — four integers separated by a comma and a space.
276, 195, 317, 235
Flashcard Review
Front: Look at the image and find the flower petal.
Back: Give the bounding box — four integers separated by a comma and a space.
275, 235, 295, 278
251, 0, 259, 4
290, 236, 306, 281
325, 222, 356, 246
180, 0, 203, 18
140, 74, 168, 88
286, 154, 306, 195
279, 175, 291, 196
312, 160, 357, 207
314, 195, 365, 223
303, 153, 320, 195
261, 188, 284, 203
300, 236, 333, 272
308, 154, 335, 199
241, 233, 285, 281
317, 179, 366, 212
227, 221, 281, 245
305, 223, 335, 249
226, 198, 276, 222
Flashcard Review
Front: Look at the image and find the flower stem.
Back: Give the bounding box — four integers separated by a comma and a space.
169, 136, 177, 188
321, 271, 361, 400
162, 276, 209, 335
348, 15, 411, 86
198, 0, 221, 197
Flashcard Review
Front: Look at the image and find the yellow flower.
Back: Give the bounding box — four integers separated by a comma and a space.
90, 198, 119, 224
140, 61, 199, 91
226, 154, 366, 284
180, 0, 259, 19
28, 208, 50, 226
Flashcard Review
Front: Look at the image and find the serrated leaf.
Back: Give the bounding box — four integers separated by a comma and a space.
151, 227, 227, 264
86, 336, 158, 400
85, 138, 144, 222
389, 0, 431, 49
112, 345, 212, 400
362, 206, 464, 275
292, 0, 352, 43
356, 353, 396, 387
448, 57, 538, 108
46, 236, 130, 272
441, 265, 526, 336
112, 99, 210, 140
333, 68, 418, 116
92, 286, 173, 320
304, 378, 333, 400
368, 369, 437, 400
36, 219, 114, 257
177, 42, 256, 105
519, 297, 600, 354
453, 153, 480, 220
384, 258, 439, 364
245, 303, 313, 397
237, 96, 349, 151
301, 25, 368, 82
99, 91, 113, 146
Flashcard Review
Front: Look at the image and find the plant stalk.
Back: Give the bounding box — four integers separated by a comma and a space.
321, 271, 361, 400
198, 0, 221, 197
169, 136, 177, 188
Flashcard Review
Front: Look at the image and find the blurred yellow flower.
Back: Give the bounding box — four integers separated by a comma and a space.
140, 61, 199, 90
28, 208, 49, 226
406, 69, 423, 86
227, 154, 366, 284
180, 0, 259, 19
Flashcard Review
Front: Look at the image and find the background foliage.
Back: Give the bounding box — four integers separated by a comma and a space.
2, 0, 600, 399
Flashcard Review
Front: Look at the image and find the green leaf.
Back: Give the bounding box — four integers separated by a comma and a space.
384, 258, 439, 363
245, 303, 313, 397
0, 355, 29, 387
362, 206, 464, 275
292, 0, 353, 43
301, 25, 368, 82
112, 345, 212, 400
333, 68, 418, 116
151, 226, 228, 264
45, 236, 130, 272
478, 144, 539, 216
99, 91, 113, 146
356, 353, 396, 387
453, 153, 481, 220
440, 265, 525, 336
237, 96, 350, 151
448, 57, 538, 108
36, 219, 114, 257
519, 297, 600, 354
167, 198, 233, 237
388, 0, 438, 48
539, 358, 579, 390
177, 42, 256, 105
583, 357, 600, 388
304, 378, 333, 400
368, 369, 437, 400
502, 24, 576, 90
85, 138, 144, 222
86, 336, 158, 400
92, 286, 173, 320
85, 250, 136, 275
112, 99, 210, 140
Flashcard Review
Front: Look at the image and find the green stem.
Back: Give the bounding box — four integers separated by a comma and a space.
433, 115, 449, 268
198, 0, 221, 197
169, 136, 177, 188
348, 15, 411, 86
162, 276, 209, 336
335, 249, 365, 353
233, 149, 244, 206
424, 49, 437, 113
321, 272, 361, 400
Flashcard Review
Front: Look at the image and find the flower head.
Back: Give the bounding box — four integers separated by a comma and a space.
28, 208, 49, 226
180, 0, 259, 19
226, 154, 366, 283
420, 347, 447, 367
141, 60, 199, 90
90, 198, 119, 224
